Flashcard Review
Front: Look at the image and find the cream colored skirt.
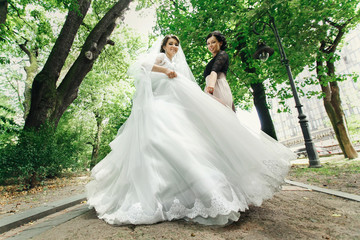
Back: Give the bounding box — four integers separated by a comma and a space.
205, 72, 233, 109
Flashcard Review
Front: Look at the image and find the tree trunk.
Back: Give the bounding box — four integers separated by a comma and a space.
329, 81, 357, 159
90, 111, 103, 169
24, 0, 132, 129
251, 82, 278, 140
25, 0, 91, 129
319, 18, 358, 159
327, 60, 357, 159
316, 59, 358, 159
235, 33, 278, 140
0, 0, 7, 25
19, 43, 38, 119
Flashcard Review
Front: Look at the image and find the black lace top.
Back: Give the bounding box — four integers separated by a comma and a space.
203, 50, 229, 79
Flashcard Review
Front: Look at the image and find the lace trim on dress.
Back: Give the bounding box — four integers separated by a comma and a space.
97, 188, 246, 226
166, 188, 245, 221
94, 183, 286, 226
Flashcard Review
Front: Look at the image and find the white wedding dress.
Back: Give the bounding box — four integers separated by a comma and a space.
86, 42, 295, 226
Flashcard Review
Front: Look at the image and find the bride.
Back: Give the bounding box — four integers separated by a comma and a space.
86, 35, 295, 226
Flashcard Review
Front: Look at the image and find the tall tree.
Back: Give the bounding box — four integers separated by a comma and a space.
24, 0, 132, 129
57, 26, 142, 168
1, 2, 60, 118
316, 19, 359, 159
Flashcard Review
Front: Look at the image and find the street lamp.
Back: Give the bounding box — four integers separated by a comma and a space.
252, 14, 321, 168
253, 40, 274, 62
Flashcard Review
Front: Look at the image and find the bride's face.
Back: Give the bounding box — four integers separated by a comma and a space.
207, 36, 222, 56
163, 38, 179, 59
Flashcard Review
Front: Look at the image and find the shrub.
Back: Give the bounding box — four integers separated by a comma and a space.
0, 124, 81, 189
0, 105, 21, 145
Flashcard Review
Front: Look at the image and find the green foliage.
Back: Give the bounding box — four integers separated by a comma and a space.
0, 105, 20, 133
55, 26, 143, 167
0, 124, 82, 189
1, 1, 145, 183
154, 0, 329, 109
0, 104, 21, 146
92, 0, 121, 19
155, 0, 256, 108
154, 0, 359, 112
0, 3, 65, 120
1, 0, 67, 44
0, 1, 146, 188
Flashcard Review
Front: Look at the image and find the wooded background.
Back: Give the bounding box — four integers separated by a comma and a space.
1, 0, 359, 188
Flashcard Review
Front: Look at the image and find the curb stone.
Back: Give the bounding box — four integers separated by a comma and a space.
7, 205, 89, 240
285, 180, 360, 202
0, 193, 86, 234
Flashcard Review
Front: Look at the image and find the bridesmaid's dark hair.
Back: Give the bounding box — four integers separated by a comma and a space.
206, 31, 227, 50
160, 35, 180, 53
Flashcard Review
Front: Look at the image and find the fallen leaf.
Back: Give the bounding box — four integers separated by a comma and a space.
331, 213, 341, 217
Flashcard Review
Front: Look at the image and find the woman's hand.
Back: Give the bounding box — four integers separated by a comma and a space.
152, 64, 177, 78
205, 71, 217, 94
206, 86, 214, 94
165, 69, 177, 79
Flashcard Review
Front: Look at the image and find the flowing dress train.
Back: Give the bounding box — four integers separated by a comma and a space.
86, 51, 295, 226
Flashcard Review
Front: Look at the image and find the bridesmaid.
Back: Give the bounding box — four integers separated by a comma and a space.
204, 31, 235, 111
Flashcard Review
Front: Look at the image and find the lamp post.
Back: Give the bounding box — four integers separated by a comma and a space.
252, 15, 321, 168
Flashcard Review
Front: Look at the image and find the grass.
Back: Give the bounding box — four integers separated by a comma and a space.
291, 160, 360, 178
289, 157, 360, 194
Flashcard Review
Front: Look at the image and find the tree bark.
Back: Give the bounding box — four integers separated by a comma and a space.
25, 0, 91, 129
317, 34, 358, 159
24, 0, 132, 129
251, 82, 278, 140
19, 43, 38, 119
329, 81, 357, 159
325, 61, 357, 159
0, 0, 7, 25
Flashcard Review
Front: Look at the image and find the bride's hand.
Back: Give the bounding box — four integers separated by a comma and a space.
165, 69, 177, 79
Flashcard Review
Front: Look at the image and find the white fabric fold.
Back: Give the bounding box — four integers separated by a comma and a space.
86, 37, 296, 226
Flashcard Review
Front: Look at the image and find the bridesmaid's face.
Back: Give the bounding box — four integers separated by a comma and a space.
163, 38, 179, 60
207, 36, 222, 56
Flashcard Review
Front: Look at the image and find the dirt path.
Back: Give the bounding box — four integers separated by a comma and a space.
30, 186, 360, 240
1, 156, 359, 239
0, 175, 89, 219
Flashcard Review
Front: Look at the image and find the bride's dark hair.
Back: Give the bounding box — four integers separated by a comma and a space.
206, 31, 227, 50
160, 35, 180, 53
